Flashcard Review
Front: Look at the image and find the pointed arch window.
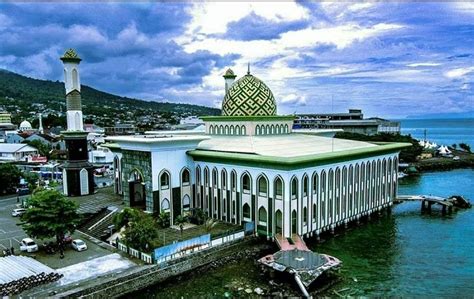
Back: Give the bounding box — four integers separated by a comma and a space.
257, 176, 268, 196
181, 169, 190, 186
160, 172, 170, 189
291, 177, 298, 199
275, 177, 283, 199
242, 173, 251, 193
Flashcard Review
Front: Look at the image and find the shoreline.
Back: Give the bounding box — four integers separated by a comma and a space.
411, 151, 474, 172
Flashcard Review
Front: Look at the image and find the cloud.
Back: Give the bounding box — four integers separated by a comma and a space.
185, 2, 309, 35
0, 2, 472, 118
407, 62, 441, 67
444, 67, 474, 79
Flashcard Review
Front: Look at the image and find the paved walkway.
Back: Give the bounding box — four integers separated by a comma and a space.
275, 234, 309, 251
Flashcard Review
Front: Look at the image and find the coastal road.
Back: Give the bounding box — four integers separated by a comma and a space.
0, 195, 29, 251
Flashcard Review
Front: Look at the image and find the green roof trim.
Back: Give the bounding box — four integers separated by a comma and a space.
60, 48, 82, 63
200, 115, 295, 122
187, 142, 412, 170
61, 130, 88, 137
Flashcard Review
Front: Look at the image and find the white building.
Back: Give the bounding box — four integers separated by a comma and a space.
106, 68, 410, 238
89, 145, 115, 164
0, 144, 39, 162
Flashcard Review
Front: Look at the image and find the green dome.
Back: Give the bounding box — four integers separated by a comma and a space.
222, 74, 277, 116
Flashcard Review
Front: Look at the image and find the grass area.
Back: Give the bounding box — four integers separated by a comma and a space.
153, 222, 242, 248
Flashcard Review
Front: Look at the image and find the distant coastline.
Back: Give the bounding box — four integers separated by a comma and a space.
397, 118, 473, 148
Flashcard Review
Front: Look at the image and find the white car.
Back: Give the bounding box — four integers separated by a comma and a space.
12, 208, 27, 217
71, 239, 88, 251
20, 238, 39, 253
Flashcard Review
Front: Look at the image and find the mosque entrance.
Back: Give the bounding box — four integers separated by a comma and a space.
129, 170, 145, 208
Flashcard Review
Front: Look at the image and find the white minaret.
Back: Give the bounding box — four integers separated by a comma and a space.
223, 68, 237, 93
38, 113, 44, 134
60, 49, 84, 132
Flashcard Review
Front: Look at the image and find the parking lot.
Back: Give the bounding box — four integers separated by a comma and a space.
0, 195, 28, 251
0, 194, 114, 269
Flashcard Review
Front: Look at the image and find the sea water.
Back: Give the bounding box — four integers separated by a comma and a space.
399, 118, 474, 148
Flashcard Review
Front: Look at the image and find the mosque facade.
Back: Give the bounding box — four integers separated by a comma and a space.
107, 66, 410, 238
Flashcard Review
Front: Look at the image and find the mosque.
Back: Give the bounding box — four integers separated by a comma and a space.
105, 64, 410, 238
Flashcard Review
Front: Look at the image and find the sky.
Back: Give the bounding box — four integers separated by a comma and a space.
0, 2, 473, 118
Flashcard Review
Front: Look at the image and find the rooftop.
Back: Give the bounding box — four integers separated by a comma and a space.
0, 143, 37, 153
196, 134, 376, 158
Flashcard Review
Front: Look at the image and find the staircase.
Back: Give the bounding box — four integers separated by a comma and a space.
78, 207, 119, 240
274, 233, 309, 251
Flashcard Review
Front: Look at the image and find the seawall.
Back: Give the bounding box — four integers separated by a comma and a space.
32, 238, 266, 298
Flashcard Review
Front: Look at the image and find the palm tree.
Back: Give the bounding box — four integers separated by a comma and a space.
204, 218, 218, 234
175, 215, 187, 239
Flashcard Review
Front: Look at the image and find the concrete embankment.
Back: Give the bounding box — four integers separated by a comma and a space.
30, 238, 269, 298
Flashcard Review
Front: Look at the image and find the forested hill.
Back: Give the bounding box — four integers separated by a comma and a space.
0, 68, 220, 128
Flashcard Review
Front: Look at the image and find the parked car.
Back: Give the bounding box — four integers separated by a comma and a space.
71, 239, 88, 251
11, 208, 27, 217
20, 238, 39, 253
63, 235, 73, 244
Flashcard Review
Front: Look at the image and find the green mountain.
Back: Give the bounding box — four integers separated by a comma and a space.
0, 68, 220, 129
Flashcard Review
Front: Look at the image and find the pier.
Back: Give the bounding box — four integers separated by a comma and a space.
258, 234, 341, 297
395, 195, 471, 215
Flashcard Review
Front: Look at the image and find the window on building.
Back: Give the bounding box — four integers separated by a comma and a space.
258, 207, 267, 224
291, 177, 298, 199
258, 176, 268, 196
231, 171, 237, 191
242, 173, 251, 193
221, 171, 227, 188
275, 177, 283, 199
303, 207, 307, 224
161, 198, 170, 211
160, 172, 169, 189
212, 169, 218, 186
303, 176, 308, 197
204, 168, 209, 186
181, 169, 190, 186
183, 195, 190, 210
243, 203, 251, 219
313, 204, 317, 221
312, 173, 318, 194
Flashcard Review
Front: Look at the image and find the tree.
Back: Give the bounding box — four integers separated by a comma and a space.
459, 143, 471, 153
22, 171, 39, 191
189, 208, 207, 225
204, 218, 218, 234
451, 143, 457, 150
113, 207, 140, 229
20, 190, 80, 250
24, 139, 51, 158
123, 212, 158, 252
157, 211, 170, 228
0, 163, 22, 194
174, 215, 188, 239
